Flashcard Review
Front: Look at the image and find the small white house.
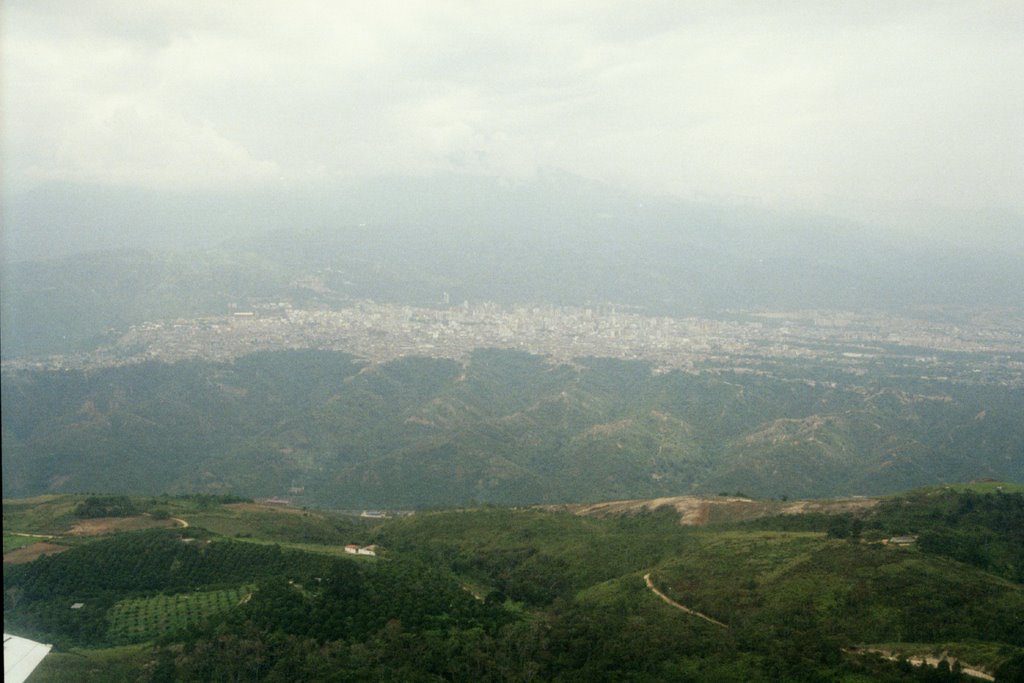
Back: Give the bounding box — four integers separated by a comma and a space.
886, 535, 918, 546
344, 544, 360, 554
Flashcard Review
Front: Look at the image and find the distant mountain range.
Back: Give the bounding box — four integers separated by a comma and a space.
3, 173, 1021, 358
4, 349, 1021, 507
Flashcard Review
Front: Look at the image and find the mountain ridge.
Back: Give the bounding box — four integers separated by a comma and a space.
4, 349, 1021, 507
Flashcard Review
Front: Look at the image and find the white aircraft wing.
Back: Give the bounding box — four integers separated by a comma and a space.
4, 633, 52, 683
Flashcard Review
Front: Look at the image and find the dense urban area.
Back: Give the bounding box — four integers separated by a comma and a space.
5, 302, 1022, 387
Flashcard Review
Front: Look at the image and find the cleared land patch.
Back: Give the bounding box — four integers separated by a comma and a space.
3, 541, 70, 564
559, 495, 878, 526
225, 502, 308, 515
67, 515, 178, 536
849, 647, 995, 681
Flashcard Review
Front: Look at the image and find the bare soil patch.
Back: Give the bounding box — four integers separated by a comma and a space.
67, 516, 178, 536
562, 494, 878, 526
4, 542, 70, 565
850, 648, 994, 681
225, 502, 305, 515
568, 496, 767, 525
780, 498, 879, 516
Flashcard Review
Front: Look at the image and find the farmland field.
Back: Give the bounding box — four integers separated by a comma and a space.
107, 586, 251, 642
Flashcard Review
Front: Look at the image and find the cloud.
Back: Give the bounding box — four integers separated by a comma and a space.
2, 0, 1022, 228
36, 102, 281, 190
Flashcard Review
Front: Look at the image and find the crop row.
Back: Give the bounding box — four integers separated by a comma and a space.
107, 586, 250, 642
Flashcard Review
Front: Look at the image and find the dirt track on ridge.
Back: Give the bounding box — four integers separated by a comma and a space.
643, 573, 727, 628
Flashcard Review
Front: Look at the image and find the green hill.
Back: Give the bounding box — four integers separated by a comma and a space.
3, 349, 1022, 508
4, 487, 1022, 681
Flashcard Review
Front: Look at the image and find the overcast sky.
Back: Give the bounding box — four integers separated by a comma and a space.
2, 1, 1023, 235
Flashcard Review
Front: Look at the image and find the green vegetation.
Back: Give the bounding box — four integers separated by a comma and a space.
73, 496, 139, 518
4, 349, 1022, 508
375, 505, 691, 604
654, 534, 1022, 645
107, 586, 250, 642
939, 481, 1024, 494
876, 488, 1024, 582
4, 484, 1022, 681
185, 506, 366, 545
24, 644, 153, 683
2, 495, 84, 535
739, 487, 1024, 582
4, 533, 48, 553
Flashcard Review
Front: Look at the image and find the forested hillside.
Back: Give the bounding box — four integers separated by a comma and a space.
3, 349, 1021, 507
4, 488, 1022, 681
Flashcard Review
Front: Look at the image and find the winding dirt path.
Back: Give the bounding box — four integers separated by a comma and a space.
643, 573, 727, 628
170, 517, 189, 528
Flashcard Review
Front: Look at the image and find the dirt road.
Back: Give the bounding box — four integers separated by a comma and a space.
643, 573, 727, 628
6, 532, 57, 539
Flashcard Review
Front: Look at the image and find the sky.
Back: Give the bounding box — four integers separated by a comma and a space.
2, 0, 1023, 241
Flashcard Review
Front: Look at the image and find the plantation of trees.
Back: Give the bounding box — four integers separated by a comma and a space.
3, 488, 1022, 681
107, 586, 251, 642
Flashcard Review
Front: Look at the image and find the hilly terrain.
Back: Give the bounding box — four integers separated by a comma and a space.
3, 485, 1022, 681
3, 349, 1022, 508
